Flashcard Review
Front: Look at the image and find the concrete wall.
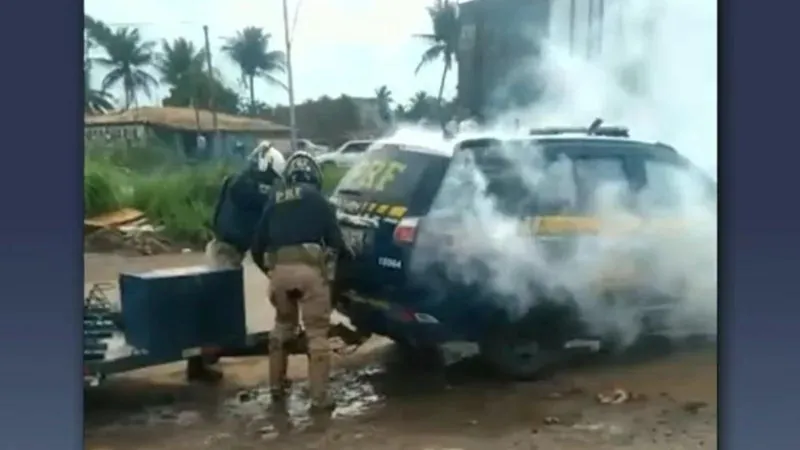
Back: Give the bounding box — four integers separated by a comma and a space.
84, 124, 149, 144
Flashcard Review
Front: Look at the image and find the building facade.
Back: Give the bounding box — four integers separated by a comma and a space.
457, 0, 553, 120
84, 107, 291, 160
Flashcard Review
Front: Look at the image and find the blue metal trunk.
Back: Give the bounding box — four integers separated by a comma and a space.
119, 266, 247, 359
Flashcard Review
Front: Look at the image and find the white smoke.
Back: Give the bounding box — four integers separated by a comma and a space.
396, 0, 718, 347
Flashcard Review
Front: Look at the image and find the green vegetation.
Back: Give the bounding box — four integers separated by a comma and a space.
83, 1, 457, 247
84, 143, 349, 245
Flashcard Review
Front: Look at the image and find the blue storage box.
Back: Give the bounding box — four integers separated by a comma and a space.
119, 265, 247, 359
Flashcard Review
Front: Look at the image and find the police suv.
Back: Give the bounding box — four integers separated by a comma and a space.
329, 120, 716, 379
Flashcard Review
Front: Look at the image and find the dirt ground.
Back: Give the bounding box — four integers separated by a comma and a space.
84, 252, 717, 450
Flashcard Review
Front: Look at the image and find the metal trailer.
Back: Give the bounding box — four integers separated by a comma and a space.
83, 266, 366, 387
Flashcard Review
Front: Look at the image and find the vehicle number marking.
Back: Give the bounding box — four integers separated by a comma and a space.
378, 257, 402, 269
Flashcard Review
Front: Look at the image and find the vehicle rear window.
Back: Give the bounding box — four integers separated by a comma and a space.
438, 139, 633, 215
334, 144, 450, 208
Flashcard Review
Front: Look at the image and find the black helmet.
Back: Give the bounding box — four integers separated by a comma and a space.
284, 151, 322, 190
286, 164, 321, 190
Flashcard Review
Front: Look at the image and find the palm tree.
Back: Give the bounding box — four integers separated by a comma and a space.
84, 15, 116, 114
406, 91, 436, 121
222, 27, 287, 113
414, 0, 461, 107
375, 85, 393, 123
95, 27, 158, 109
84, 15, 113, 49
85, 89, 116, 115
155, 38, 205, 87
409, 91, 430, 109
84, 58, 115, 114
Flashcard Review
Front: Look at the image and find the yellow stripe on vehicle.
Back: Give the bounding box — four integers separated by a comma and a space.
375, 204, 390, 215
387, 206, 408, 218
525, 216, 691, 236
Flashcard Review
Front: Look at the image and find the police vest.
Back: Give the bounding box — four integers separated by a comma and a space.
213, 175, 272, 250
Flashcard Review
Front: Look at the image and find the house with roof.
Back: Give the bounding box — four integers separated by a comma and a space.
84, 106, 292, 159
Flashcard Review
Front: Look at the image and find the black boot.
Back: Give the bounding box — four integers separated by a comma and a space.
186, 356, 223, 383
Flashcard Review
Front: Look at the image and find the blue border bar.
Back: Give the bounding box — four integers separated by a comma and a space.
0, 1, 83, 449
0, 0, 796, 448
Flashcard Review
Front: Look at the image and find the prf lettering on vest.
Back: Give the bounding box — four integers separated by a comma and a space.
351, 161, 407, 192
275, 186, 302, 204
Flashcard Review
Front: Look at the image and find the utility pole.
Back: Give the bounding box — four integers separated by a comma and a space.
282, 0, 299, 154
587, 0, 595, 58
202, 25, 220, 157
597, 0, 605, 56
472, 0, 486, 123
568, 0, 576, 55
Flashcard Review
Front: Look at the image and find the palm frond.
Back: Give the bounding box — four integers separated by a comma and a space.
415, 44, 445, 74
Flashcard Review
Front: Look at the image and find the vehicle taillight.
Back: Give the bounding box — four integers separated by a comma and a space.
393, 217, 419, 245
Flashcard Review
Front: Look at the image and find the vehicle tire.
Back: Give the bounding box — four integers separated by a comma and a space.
478, 297, 581, 380
388, 337, 443, 370
479, 338, 562, 381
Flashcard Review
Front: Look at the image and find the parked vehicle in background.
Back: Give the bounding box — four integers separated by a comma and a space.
316, 140, 374, 169
272, 138, 329, 158
296, 138, 329, 156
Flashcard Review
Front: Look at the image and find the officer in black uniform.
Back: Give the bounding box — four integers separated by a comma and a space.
251, 153, 351, 410
186, 141, 286, 383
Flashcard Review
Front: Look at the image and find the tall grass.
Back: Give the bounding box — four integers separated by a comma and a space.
84, 142, 348, 246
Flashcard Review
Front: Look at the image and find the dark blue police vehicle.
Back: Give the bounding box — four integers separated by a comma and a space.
329, 121, 716, 379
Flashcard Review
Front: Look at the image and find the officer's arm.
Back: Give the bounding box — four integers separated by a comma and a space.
320, 195, 349, 255
211, 176, 234, 230
250, 194, 275, 272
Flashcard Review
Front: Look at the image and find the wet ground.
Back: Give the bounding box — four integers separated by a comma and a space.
84, 252, 717, 450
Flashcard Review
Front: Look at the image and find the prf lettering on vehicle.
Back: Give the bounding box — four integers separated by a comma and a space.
348, 160, 407, 192
520, 216, 690, 236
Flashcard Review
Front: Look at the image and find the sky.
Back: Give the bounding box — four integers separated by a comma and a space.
84, 0, 455, 108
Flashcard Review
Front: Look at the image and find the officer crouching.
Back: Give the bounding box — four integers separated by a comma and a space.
186, 141, 286, 383
251, 152, 351, 411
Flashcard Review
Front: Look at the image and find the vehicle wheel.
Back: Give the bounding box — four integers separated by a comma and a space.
388, 338, 443, 370
479, 338, 562, 381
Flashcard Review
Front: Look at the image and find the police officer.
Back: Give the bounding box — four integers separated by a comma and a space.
251, 152, 351, 410
186, 140, 286, 382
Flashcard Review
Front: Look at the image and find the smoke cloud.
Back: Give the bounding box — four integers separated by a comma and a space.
395, 0, 717, 348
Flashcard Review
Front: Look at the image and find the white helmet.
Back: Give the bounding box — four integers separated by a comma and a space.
249, 140, 286, 175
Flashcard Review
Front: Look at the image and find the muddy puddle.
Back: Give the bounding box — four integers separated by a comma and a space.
86, 345, 717, 449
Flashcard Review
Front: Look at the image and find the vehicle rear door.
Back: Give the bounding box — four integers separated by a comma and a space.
330, 144, 451, 296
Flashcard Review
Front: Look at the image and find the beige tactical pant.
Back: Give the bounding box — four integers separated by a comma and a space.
205, 238, 245, 268
269, 258, 332, 407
